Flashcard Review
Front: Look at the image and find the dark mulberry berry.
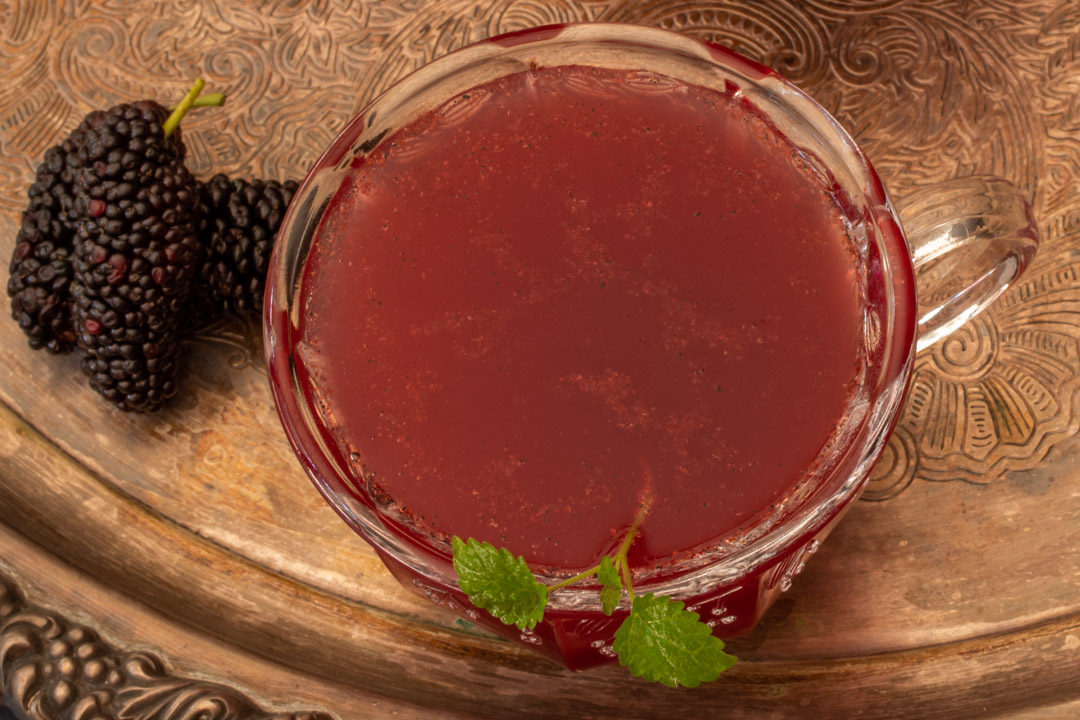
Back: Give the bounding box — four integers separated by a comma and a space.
192, 173, 298, 322
6, 127, 90, 353
70, 100, 203, 412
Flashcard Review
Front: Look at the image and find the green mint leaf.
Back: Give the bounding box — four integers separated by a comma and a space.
451, 536, 548, 630
597, 556, 622, 615
612, 593, 737, 687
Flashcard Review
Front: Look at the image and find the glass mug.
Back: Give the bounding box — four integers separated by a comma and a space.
265, 24, 1038, 670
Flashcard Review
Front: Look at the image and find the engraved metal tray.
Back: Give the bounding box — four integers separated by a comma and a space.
1, 2, 1078, 718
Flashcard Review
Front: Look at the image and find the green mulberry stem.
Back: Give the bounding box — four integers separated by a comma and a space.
163, 79, 223, 139
185, 93, 225, 108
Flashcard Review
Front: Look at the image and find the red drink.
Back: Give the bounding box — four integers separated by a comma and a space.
289, 64, 867, 665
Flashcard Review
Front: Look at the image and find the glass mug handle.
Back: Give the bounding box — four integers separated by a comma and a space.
897, 176, 1039, 352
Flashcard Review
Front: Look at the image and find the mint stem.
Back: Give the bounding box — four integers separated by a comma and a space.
549, 514, 643, 598
548, 565, 603, 593
620, 557, 635, 598
616, 504, 646, 598
163, 78, 206, 139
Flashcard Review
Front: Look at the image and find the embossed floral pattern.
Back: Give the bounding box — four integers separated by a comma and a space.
0, 577, 331, 720
866, 221, 1080, 499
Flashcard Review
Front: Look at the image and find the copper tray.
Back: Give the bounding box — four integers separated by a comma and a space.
2, 2, 1079, 718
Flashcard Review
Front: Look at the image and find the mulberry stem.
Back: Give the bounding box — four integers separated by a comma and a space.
163, 79, 223, 139
185, 93, 225, 108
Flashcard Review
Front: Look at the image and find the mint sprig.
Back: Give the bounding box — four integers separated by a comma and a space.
451, 524, 737, 686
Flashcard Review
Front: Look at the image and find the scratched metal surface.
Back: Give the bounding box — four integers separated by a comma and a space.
0, 2, 1078, 718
